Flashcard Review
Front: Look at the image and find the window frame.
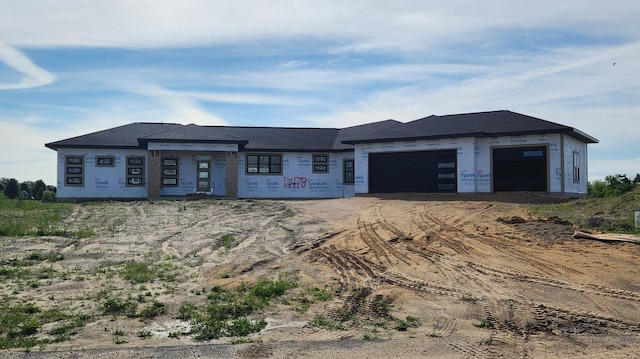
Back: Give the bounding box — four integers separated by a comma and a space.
572, 151, 581, 183
343, 158, 355, 185
95, 156, 115, 167
245, 154, 282, 174
162, 157, 179, 187
312, 154, 329, 174
64, 155, 84, 187
126, 156, 145, 187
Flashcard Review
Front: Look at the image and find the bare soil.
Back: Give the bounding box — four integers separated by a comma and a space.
3, 193, 640, 358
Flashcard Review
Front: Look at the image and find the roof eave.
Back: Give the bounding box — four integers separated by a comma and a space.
139, 138, 249, 146
44, 143, 144, 151
341, 132, 484, 145
566, 129, 599, 144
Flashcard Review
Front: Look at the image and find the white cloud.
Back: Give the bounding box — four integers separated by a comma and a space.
1, 1, 638, 52
0, 41, 55, 89
0, 119, 57, 183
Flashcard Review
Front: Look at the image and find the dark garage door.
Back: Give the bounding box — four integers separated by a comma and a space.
493, 146, 547, 191
369, 150, 457, 193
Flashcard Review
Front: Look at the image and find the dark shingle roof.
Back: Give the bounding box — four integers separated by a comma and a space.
341, 110, 598, 144
333, 119, 402, 150
138, 124, 247, 144
45, 111, 597, 152
45, 123, 183, 150
213, 126, 341, 151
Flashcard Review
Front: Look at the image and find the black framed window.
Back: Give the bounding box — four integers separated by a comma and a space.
246, 154, 281, 174
162, 157, 179, 187
573, 151, 580, 183
343, 159, 354, 184
64, 156, 84, 187
313, 154, 329, 173
126, 156, 145, 186
96, 156, 115, 167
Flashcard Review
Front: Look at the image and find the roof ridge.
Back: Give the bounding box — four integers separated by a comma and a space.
137, 123, 186, 139
205, 125, 340, 131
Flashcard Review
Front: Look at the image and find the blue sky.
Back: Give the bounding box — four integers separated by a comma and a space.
1, 0, 639, 185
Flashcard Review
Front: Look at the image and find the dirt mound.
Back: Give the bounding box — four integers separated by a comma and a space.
3, 195, 640, 358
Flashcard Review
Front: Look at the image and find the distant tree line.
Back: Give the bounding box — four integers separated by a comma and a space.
0, 178, 57, 202
588, 174, 640, 198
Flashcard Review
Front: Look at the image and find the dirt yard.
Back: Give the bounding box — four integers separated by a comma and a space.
3, 194, 640, 358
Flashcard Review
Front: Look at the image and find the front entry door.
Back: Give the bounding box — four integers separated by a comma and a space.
197, 160, 210, 192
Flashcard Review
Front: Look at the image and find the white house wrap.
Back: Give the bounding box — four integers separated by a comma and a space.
45, 110, 597, 199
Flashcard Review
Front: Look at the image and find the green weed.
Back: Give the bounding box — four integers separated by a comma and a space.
363, 328, 379, 340
220, 234, 236, 251
100, 296, 138, 317
186, 273, 297, 340
0, 302, 89, 349
120, 260, 180, 284
309, 314, 345, 330
0, 195, 91, 238
137, 330, 152, 339
137, 300, 166, 320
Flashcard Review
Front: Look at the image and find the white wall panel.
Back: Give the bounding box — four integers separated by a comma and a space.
56, 149, 148, 198
563, 134, 589, 194
237, 152, 355, 198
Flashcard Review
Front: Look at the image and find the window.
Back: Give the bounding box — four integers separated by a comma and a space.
343, 159, 354, 184
573, 151, 580, 183
162, 157, 179, 187
126, 156, 145, 186
65, 156, 84, 186
437, 162, 455, 169
313, 154, 329, 173
524, 150, 544, 157
246, 154, 281, 174
96, 156, 115, 167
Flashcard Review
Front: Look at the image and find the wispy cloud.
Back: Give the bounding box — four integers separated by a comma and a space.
2, 1, 638, 51
0, 41, 55, 89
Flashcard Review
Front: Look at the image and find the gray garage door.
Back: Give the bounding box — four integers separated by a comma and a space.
493, 146, 547, 191
369, 150, 457, 193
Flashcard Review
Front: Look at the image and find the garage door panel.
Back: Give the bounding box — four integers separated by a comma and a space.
369, 150, 456, 193
493, 147, 547, 192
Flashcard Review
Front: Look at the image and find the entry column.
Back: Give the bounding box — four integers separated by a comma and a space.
147, 150, 162, 198
225, 151, 238, 198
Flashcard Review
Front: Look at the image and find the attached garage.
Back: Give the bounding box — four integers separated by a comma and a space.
492, 146, 547, 192
369, 149, 457, 193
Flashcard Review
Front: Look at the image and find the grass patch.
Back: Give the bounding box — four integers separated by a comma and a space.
308, 314, 345, 330
137, 300, 167, 320
363, 328, 379, 340
0, 302, 90, 349
220, 234, 236, 251
0, 195, 92, 238
119, 259, 180, 284
291, 285, 333, 312
529, 187, 640, 234
181, 272, 297, 340
99, 295, 138, 317
370, 294, 394, 320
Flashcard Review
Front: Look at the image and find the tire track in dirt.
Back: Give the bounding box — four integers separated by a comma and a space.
290, 229, 348, 253
291, 198, 640, 358
412, 205, 475, 258
312, 249, 358, 289
533, 304, 640, 334
407, 206, 544, 357
357, 207, 412, 266
472, 262, 640, 304
416, 204, 585, 279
